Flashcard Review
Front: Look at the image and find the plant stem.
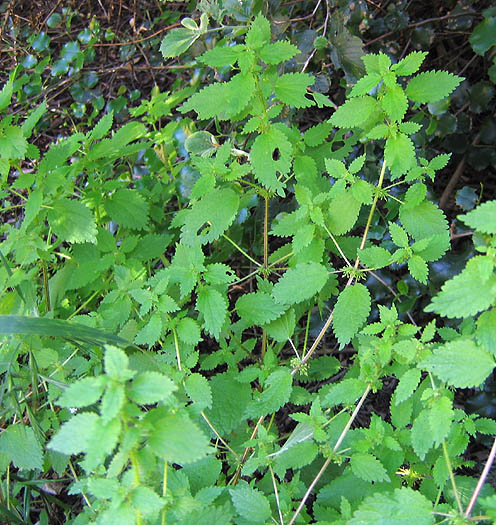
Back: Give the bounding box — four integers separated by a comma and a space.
442, 441, 463, 515
222, 233, 261, 267
465, 436, 496, 517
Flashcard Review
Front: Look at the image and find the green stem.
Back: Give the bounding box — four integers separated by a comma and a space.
221, 233, 261, 267
172, 327, 182, 371
130, 448, 143, 525
161, 461, 167, 525
442, 441, 463, 514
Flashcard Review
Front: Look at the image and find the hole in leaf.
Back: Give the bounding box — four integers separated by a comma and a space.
272, 147, 281, 161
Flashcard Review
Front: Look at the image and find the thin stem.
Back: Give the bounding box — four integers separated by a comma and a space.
442, 441, 463, 515
465, 436, 496, 517
222, 233, 261, 267
201, 411, 239, 459
323, 224, 352, 266
264, 194, 269, 270
161, 462, 167, 525
171, 327, 182, 371
269, 464, 285, 525
230, 415, 265, 485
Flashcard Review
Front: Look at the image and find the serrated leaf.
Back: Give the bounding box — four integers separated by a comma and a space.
351, 179, 373, 204
403, 182, 427, 209
48, 413, 100, 455
292, 223, 315, 254
411, 409, 434, 460
475, 417, 496, 434
406, 71, 463, 103
385, 132, 415, 178
303, 121, 333, 147
148, 413, 210, 464
251, 125, 292, 194
333, 284, 371, 346
429, 396, 453, 446
104, 189, 149, 230
198, 45, 241, 67
349, 73, 381, 97
327, 190, 361, 235
58, 376, 106, 408
259, 41, 299, 64
358, 246, 391, 269
381, 84, 408, 122
185, 373, 212, 410
160, 27, 200, 58
0, 425, 43, 471
367, 123, 389, 139
429, 153, 451, 171
349, 487, 433, 524
246, 368, 293, 418
419, 339, 495, 388
82, 416, 121, 472
196, 286, 227, 339
0, 79, 13, 112
87, 111, 113, 142
130, 486, 165, 517
275, 73, 315, 108
236, 292, 286, 326
272, 262, 328, 305
392, 51, 428, 76
0, 126, 28, 159
330, 96, 379, 128
408, 255, 428, 284
177, 317, 201, 345
322, 378, 367, 408
350, 453, 390, 483
181, 188, 239, 246
128, 371, 176, 405
245, 14, 270, 49
395, 368, 421, 405
459, 200, 496, 234
264, 308, 296, 342
134, 314, 163, 346
48, 199, 97, 243
388, 222, 409, 248
426, 256, 496, 317
230, 486, 271, 523
477, 309, 496, 355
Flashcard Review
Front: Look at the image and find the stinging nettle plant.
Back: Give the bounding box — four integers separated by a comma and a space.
3, 10, 496, 525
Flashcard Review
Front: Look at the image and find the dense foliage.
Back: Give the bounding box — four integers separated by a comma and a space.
1, 1, 496, 524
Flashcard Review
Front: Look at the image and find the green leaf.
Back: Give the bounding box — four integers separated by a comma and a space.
82, 417, 121, 472
198, 45, 241, 67
292, 223, 315, 254
230, 486, 271, 524
259, 41, 299, 64
411, 409, 434, 460
185, 373, 212, 411
236, 292, 286, 326
330, 96, 379, 128
196, 286, 227, 339
381, 84, 408, 122
48, 412, 100, 455
160, 27, 200, 58
394, 368, 421, 405
327, 190, 362, 235
272, 262, 329, 305
385, 132, 415, 178
470, 16, 496, 55
358, 246, 391, 269
459, 200, 496, 234
392, 51, 428, 76
303, 121, 333, 147
148, 413, 211, 464
477, 309, 496, 355
350, 453, 390, 483
322, 378, 367, 408
419, 339, 495, 388
426, 256, 496, 317
130, 486, 165, 517
177, 317, 201, 345
0, 79, 13, 112
245, 14, 271, 49
406, 71, 463, 103
408, 255, 428, 284
264, 308, 296, 342
247, 368, 293, 417
275, 73, 315, 108
47, 198, 97, 244
429, 396, 453, 446
0, 425, 43, 471
104, 189, 149, 230
333, 284, 371, 346
134, 313, 163, 346
104, 346, 134, 382
128, 371, 176, 405
389, 222, 409, 248
58, 376, 106, 408
87, 111, 113, 142
181, 188, 239, 246
349, 487, 433, 524
349, 73, 382, 97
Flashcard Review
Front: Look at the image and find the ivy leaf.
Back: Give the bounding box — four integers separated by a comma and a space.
408, 254, 428, 284
459, 200, 496, 234
272, 262, 329, 305
419, 339, 495, 388
230, 486, 271, 523
128, 372, 176, 405
160, 27, 200, 58
58, 376, 106, 408
181, 188, 239, 246
350, 487, 433, 524
350, 453, 390, 483
330, 96, 379, 128
429, 396, 453, 446
0, 424, 43, 471
385, 132, 415, 178
48, 199, 97, 244
333, 284, 371, 346
246, 368, 293, 418
236, 292, 286, 326
196, 286, 227, 339
104, 189, 149, 230
426, 256, 496, 317
275, 73, 315, 108
394, 368, 421, 405
406, 71, 463, 103
391, 51, 428, 76
259, 41, 299, 64
148, 413, 211, 464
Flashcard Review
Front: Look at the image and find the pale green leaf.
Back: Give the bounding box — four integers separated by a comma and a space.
0, 425, 43, 470
350, 453, 390, 483
264, 308, 296, 342
246, 368, 293, 417
87, 111, 113, 142
358, 246, 391, 269
160, 27, 199, 58
198, 45, 241, 67
236, 292, 286, 326
293, 223, 315, 254
381, 84, 408, 122
330, 96, 379, 128
128, 371, 176, 405
259, 41, 299, 64
322, 378, 367, 408
104, 346, 133, 382
385, 132, 415, 178
304, 121, 333, 147
392, 51, 428, 76
429, 396, 453, 446
58, 376, 106, 408
134, 313, 163, 346
275, 72, 315, 108
394, 368, 421, 405
245, 14, 270, 49
230, 486, 271, 523
100, 383, 125, 422
0, 79, 13, 111
406, 71, 463, 103
327, 190, 361, 235
477, 309, 496, 355
0, 126, 28, 159
104, 189, 149, 230
196, 286, 227, 339
185, 373, 212, 410
408, 254, 428, 284
272, 262, 329, 305
82, 417, 121, 472
148, 413, 210, 464
411, 409, 434, 460
419, 339, 495, 388
177, 317, 201, 345
333, 284, 371, 346
349, 73, 381, 97
459, 200, 496, 234
48, 199, 97, 243
181, 188, 239, 246
130, 486, 165, 517
48, 413, 100, 455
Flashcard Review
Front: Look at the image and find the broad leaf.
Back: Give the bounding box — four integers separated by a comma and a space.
196, 286, 228, 339
48, 413, 100, 455
330, 96, 379, 128
236, 292, 286, 326
406, 71, 463, 103
0, 425, 43, 471
333, 284, 371, 346
48, 199, 97, 243
275, 73, 315, 108
350, 453, 390, 483
58, 376, 106, 408
246, 368, 293, 417
160, 27, 200, 58
230, 486, 271, 523
272, 262, 329, 305
394, 368, 421, 405
128, 372, 176, 405
459, 200, 496, 234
